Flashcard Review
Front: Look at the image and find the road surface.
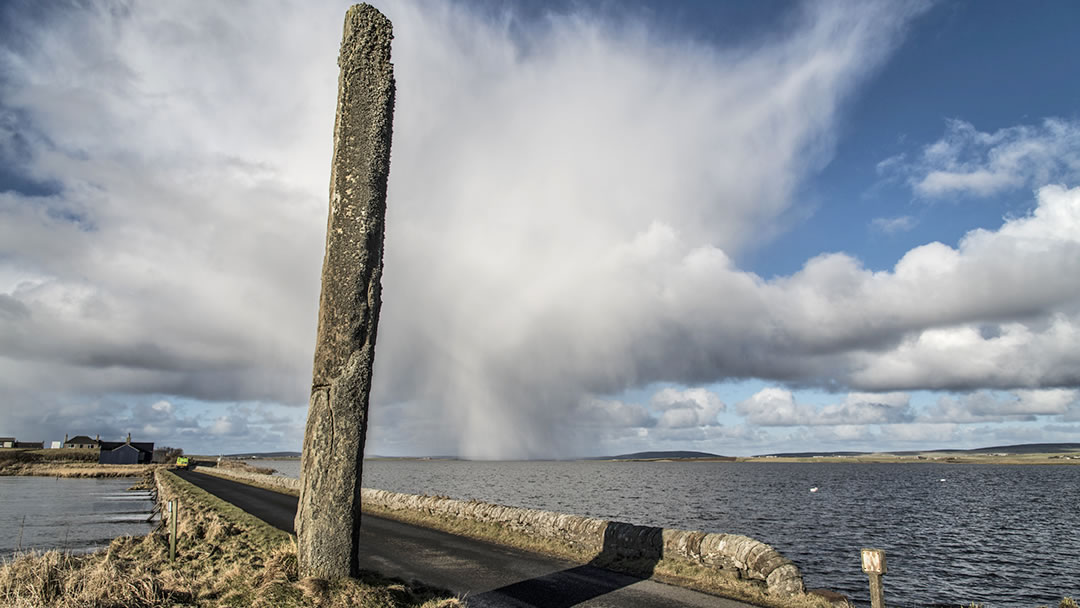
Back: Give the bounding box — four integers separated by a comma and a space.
174, 470, 754, 608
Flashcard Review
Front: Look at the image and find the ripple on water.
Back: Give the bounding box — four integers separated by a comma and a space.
252, 459, 1079, 607
0, 477, 155, 557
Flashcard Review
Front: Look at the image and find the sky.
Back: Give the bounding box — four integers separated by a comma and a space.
1, 0, 1079, 459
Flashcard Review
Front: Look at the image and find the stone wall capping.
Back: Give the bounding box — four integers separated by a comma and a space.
358, 485, 805, 596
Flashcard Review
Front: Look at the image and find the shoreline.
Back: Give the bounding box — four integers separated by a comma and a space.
734, 453, 1080, 465
0, 469, 462, 608
0, 464, 157, 477
0, 463, 159, 478
234, 454, 1080, 465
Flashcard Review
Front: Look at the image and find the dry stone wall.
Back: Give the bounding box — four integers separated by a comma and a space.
192, 465, 300, 493
196, 466, 804, 596
362, 488, 805, 597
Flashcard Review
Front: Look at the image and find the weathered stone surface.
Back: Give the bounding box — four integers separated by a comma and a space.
296, 2, 395, 580
361, 487, 806, 597
767, 563, 807, 596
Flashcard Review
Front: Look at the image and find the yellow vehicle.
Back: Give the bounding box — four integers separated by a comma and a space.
175, 456, 190, 469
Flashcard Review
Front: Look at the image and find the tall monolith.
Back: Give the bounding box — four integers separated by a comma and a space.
296, 3, 395, 580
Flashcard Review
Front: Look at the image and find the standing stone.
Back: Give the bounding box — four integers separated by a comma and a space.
295, 3, 395, 580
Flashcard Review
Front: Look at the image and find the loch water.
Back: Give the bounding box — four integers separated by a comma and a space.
0, 476, 155, 559
258, 458, 1079, 608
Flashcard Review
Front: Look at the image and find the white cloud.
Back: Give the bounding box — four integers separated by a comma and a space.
571, 387, 727, 433
920, 389, 1078, 423
575, 397, 655, 428
870, 215, 917, 233
731, 386, 1078, 436
5, 1, 1079, 459
849, 313, 1080, 391
736, 388, 912, 426
882, 118, 1080, 198
650, 387, 726, 428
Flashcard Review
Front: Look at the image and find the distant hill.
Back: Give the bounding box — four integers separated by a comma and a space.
218, 452, 463, 460
757, 451, 867, 458
593, 450, 732, 461
962, 443, 1080, 454
758, 442, 1080, 458
222, 451, 301, 459
366, 455, 460, 461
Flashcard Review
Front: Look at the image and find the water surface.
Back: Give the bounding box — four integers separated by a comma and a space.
0, 477, 155, 558
256, 459, 1079, 607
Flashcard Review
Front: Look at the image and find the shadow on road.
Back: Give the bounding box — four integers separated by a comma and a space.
468, 521, 663, 607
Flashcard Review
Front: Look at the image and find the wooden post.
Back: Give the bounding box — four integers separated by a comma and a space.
168, 499, 178, 562
16, 514, 25, 551
861, 548, 887, 608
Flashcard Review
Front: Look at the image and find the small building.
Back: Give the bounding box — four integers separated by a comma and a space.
50, 441, 62, 449
98, 434, 154, 465
14, 441, 43, 449
63, 434, 100, 449
0, 437, 14, 448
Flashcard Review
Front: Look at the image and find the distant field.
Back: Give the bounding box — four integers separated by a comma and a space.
739, 451, 1080, 465
0, 448, 156, 477
0, 448, 97, 463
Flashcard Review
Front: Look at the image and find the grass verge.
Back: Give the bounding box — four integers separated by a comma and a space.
0, 470, 463, 608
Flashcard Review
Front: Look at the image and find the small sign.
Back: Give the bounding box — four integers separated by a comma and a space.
861, 548, 887, 574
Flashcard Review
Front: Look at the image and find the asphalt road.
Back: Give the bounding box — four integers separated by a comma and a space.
174, 470, 753, 608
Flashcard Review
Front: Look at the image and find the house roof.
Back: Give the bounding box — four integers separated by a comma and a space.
0, 437, 15, 442
66, 435, 97, 445
100, 441, 154, 454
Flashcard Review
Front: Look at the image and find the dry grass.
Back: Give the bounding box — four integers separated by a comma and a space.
1, 448, 98, 463
1, 462, 159, 477
0, 470, 463, 608
740, 451, 1080, 465
0, 448, 159, 477
215, 458, 277, 475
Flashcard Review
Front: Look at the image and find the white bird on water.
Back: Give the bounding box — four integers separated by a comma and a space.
810, 487, 819, 493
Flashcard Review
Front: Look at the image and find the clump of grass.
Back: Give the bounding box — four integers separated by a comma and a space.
0, 541, 169, 608
0, 470, 462, 608
0, 448, 107, 476
0, 448, 99, 464
13, 463, 159, 478
216, 458, 276, 475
